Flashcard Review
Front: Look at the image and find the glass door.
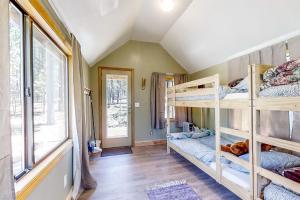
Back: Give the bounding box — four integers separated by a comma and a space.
101, 69, 132, 148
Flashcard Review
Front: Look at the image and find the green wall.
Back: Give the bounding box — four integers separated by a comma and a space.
90, 40, 187, 142
189, 62, 230, 129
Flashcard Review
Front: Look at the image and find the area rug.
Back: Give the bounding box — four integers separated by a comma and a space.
101, 146, 132, 157
146, 180, 201, 200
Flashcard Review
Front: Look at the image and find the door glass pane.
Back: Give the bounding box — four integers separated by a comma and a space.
32, 24, 67, 162
106, 74, 128, 138
9, 4, 25, 175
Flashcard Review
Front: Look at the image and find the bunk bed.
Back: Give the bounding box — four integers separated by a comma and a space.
166, 67, 253, 200
252, 64, 300, 200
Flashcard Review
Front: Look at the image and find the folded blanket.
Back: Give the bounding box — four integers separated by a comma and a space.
281, 167, 300, 183
261, 67, 300, 90
263, 59, 300, 82
261, 59, 300, 90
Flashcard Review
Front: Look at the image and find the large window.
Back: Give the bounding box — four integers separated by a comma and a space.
32, 25, 68, 162
9, 2, 68, 178
9, 3, 25, 176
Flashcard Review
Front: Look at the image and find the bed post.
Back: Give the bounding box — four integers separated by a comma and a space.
200, 108, 204, 128
252, 64, 261, 199
214, 74, 221, 183
166, 86, 172, 154
248, 65, 254, 200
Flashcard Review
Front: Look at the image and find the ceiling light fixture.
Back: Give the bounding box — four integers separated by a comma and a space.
161, 0, 174, 12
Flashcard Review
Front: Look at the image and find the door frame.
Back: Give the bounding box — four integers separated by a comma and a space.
98, 66, 135, 148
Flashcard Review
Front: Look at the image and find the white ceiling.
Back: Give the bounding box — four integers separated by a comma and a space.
161, 0, 300, 73
50, 0, 192, 66
131, 0, 192, 42
50, 0, 300, 73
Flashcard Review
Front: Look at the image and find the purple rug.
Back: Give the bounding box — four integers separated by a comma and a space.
146, 180, 201, 200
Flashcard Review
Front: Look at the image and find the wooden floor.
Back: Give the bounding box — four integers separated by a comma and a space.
79, 145, 239, 200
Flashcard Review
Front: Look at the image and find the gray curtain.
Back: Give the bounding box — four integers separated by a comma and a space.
174, 74, 192, 127
150, 72, 166, 129
71, 35, 97, 199
0, 0, 15, 199
258, 41, 290, 140
228, 55, 249, 81
288, 36, 300, 142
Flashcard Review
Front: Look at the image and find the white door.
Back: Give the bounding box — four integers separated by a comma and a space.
101, 69, 132, 148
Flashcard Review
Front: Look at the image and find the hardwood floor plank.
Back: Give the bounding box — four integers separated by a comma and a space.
79, 145, 239, 200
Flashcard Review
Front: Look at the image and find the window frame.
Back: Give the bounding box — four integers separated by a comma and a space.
9, 0, 69, 181
9, 2, 26, 179
31, 22, 69, 166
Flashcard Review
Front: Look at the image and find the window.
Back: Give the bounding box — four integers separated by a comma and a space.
9, 2, 68, 178
165, 77, 175, 119
9, 3, 25, 176
32, 24, 68, 162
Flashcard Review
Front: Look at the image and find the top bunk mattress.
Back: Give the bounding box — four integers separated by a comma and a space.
259, 83, 300, 97
175, 92, 248, 101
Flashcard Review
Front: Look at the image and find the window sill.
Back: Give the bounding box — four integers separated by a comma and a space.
15, 139, 73, 200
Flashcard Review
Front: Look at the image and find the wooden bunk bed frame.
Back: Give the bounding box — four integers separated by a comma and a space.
166, 66, 253, 200
252, 64, 300, 199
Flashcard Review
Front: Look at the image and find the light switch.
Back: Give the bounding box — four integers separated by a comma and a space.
135, 102, 140, 107
64, 174, 68, 188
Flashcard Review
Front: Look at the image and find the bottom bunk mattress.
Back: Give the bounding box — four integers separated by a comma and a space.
209, 162, 250, 191
264, 183, 300, 200
168, 135, 237, 165
168, 136, 250, 191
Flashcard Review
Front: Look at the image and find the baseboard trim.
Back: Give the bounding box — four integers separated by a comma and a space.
135, 139, 166, 147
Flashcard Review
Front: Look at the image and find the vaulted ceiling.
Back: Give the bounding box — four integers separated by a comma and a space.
50, 0, 300, 73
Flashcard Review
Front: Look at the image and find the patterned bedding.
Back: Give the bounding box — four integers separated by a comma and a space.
264, 183, 300, 200
261, 59, 300, 90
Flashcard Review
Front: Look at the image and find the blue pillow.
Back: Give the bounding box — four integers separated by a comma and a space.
230, 151, 300, 173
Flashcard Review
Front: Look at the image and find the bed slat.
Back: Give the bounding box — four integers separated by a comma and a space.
220, 127, 250, 139
174, 75, 217, 90
221, 176, 251, 200
255, 166, 300, 194
255, 97, 300, 111
221, 152, 251, 171
255, 135, 300, 153
174, 88, 215, 97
